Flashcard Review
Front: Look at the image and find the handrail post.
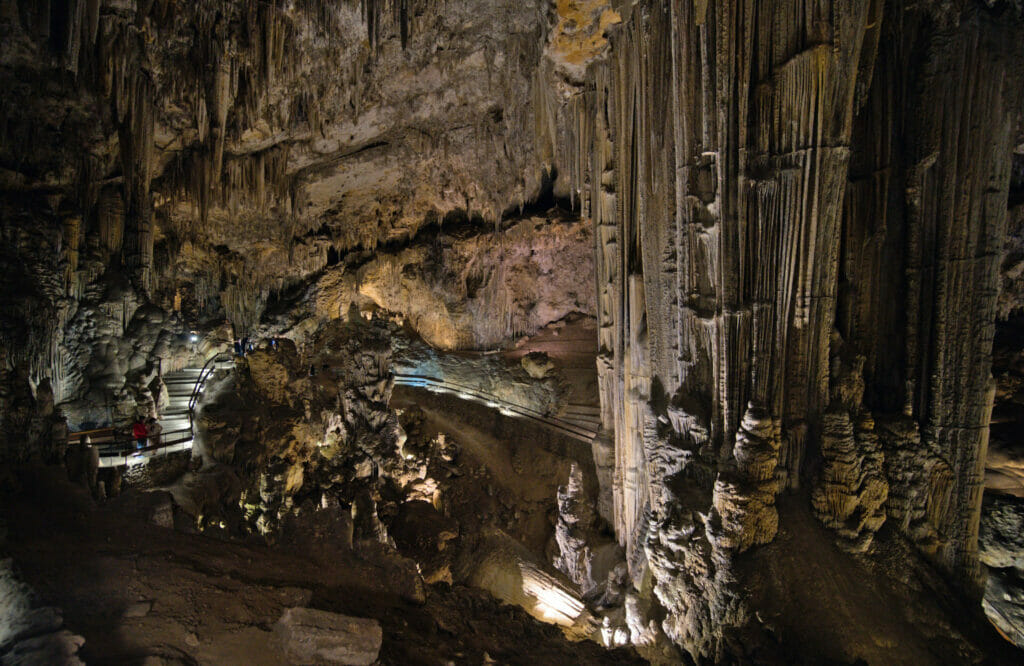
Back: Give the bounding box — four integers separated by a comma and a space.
185, 352, 228, 456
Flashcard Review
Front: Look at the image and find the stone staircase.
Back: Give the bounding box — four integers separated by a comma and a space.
95, 357, 231, 467
158, 366, 204, 443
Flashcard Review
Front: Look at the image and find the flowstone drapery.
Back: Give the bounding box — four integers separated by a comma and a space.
554, 0, 1021, 658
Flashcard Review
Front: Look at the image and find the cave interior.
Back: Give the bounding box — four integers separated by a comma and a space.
2, 1, 1024, 664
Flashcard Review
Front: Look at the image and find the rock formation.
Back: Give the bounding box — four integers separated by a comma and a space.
552, 463, 623, 598
1, 0, 1023, 663
555, 0, 1022, 658
980, 493, 1024, 647
0, 558, 85, 665
274, 607, 382, 666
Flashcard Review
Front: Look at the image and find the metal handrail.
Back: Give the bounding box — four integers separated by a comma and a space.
392, 373, 599, 442
86, 353, 231, 464
95, 426, 193, 456
189, 352, 232, 413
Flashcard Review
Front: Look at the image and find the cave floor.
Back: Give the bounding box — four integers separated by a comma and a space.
741, 494, 1021, 665
1, 466, 644, 665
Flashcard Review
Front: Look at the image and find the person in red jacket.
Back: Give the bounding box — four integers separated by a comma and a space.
132, 419, 148, 451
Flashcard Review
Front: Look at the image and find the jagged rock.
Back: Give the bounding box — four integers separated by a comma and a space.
979, 493, 1024, 647
390, 500, 459, 584
0, 559, 84, 666
552, 463, 623, 597
981, 494, 1024, 570
877, 418, 952, 560
247, 350, 295, 406
279, 500, 355, 560
983, 567, 1024, 648
1, 630, 86, 666
351, 492, 390, 546
521, 352, 555, 379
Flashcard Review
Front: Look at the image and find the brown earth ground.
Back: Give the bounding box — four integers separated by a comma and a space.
742, 495, 1021, 665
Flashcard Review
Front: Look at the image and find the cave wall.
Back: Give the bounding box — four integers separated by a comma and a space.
0, 0, 565, 457
265, 213, 595, 352
557, 0, 1022, 658
0, 0, 557, 345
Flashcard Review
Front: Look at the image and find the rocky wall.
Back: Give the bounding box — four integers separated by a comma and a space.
0, 0, 572, 459
558, 0, 1022, 659
268, 212, 596, 353
1, 1, 602, 457
1, 0, 560, 332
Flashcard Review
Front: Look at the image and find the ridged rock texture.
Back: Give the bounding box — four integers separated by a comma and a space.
2, 0, 1024, 662
555, 0, 1022, 659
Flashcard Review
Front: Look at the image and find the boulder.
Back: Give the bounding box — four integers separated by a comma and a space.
520, 351, 555, 379
274, 607, 381, 665
980, 493, 1024, 647
1, 630, 85, 665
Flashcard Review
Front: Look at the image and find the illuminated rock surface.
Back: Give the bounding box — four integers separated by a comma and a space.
980, 493, 1024, 648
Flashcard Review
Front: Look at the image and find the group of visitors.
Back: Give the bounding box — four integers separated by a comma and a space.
130, 416, 162, 451
233, 336, 253, 357
233, 336, 280, 357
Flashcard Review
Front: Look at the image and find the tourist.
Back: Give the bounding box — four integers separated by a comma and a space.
131, 418, 148, 451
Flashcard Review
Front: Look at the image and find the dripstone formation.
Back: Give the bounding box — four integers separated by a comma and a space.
1, 0, 1023, 663
555, 0, 1022, 659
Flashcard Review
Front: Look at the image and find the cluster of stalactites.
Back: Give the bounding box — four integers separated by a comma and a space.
551, 0, 1020, 658
361, 0, 411, 51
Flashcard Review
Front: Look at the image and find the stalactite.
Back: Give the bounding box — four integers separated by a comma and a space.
554, 0, 1021, 658
360, 0, 415, 53
118, 65, 156, 294
96, 187, 125, 255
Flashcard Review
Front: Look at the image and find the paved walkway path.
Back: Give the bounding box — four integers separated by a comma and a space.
392, 373, 600, 443
86, 357, 231, 467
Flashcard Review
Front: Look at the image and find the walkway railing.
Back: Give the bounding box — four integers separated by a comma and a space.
189, 353, 231, 414
67, 353, 232, 467
392, 373, 599, 443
